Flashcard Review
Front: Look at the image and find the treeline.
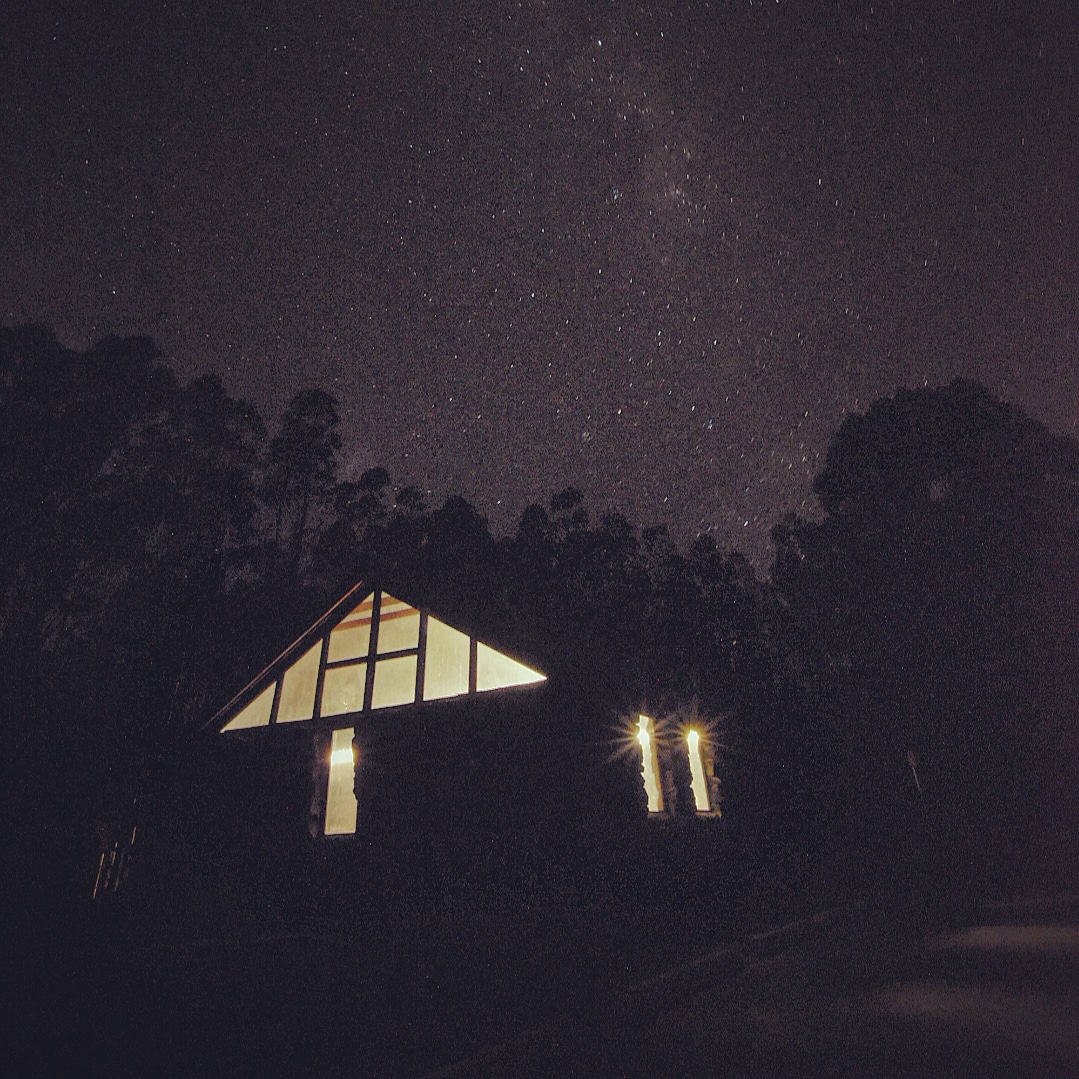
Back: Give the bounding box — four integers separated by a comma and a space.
772, 382, 1079, 892
4, 326, 1077, 906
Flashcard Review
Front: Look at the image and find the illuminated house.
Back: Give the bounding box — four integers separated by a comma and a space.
210, 582, 722, 867
213, 583, 547, 837
171, 585, 728, 1079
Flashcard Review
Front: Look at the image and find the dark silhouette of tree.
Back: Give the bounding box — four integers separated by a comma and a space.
1, 328, 274, 918
404, 495, 501, 622
0, 325, 791, 920
260, 388, 341, 582
1, 329, 161, 797
772, 379, 1079, 891
313, 466, 394, 594
1, 327, 161, 649
80, 372, 265, 731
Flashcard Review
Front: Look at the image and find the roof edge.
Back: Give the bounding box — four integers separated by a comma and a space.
203, 579, 371, 732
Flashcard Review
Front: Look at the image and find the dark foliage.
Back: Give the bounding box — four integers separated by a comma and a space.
2, 327, 774, 923
6, 327, 1076, 957
8, 328, 1079, 1075
771, 379, 1079, 894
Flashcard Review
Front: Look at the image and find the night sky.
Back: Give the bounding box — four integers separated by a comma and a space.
3, 1, 1077, 566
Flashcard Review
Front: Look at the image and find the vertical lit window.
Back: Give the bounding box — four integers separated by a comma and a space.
637, 714, 664, 813
686, 729, 711, 812
324, 728, 358, 835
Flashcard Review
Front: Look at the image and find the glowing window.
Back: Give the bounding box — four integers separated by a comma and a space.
219, 589, 550, 737
371, 654, 418, 710
476, 642, 546, 692
221, 683, 275, 731
376, 594, 420, 653
686, 729, 711, 812
637, 714, 664, 813
276, 643, 320, 723
324, 728, 358, 835
423, 616, 470, 700
321, 663, 367, 716
327, 594, 375, 662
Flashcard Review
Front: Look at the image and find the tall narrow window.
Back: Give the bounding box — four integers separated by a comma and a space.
324, 728, 358, 836
686, 729, 711, 812
637, 714, 664, 813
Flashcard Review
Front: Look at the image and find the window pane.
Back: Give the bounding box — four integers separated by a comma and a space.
371, 654, 417, 709
277, 643, 320, 723
376, 594, 420, 653
327, 593, 375, 663
686, 730, 711, 812
423, 617, 470, 701
321, 663, 367, 716
637, 715, 664, 813
476, 642, 545, 692
324, 728, 358, 835
221, 682, 275, 731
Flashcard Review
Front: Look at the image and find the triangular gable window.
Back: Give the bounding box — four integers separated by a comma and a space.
220, 588, 546, 731
217, 587, 546, 838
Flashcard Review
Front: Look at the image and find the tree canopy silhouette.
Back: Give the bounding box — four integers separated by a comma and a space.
10, 324, 1075, 911
772, 379, 1079, 890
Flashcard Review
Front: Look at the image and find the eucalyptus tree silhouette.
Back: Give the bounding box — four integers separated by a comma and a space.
260, 388, 341, 583
772, 380, 1079, 889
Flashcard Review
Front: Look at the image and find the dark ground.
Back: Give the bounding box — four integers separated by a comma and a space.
12, 858, 1079, 1078
457, 894, 1079, 1078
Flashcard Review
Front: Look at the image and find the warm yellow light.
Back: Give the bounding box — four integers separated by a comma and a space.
221, 682, 275, 731
277, 643, 321, 722
686, 728, 710, 812
476, 642, 546, 691
371, 653, 418, 709
330, 745, 354, 766
325, 728, 358, 835
637, 715, 663, 813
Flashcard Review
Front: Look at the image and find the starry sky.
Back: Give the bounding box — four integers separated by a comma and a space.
3, 0, 1077, 567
